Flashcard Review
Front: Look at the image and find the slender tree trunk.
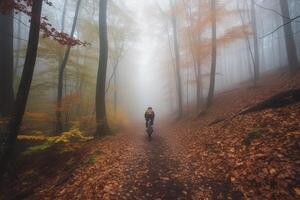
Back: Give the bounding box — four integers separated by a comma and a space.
205, 0, 217, 108
170, 0, 183, 118
186, 48, 189, 112
113, 70, 117, 115
61, 0, 68, 32
237, 0, 254, 80
14, 14, 22, 88
56, 0, 81, 134
0, 0, 43, 180
196, 60, 203, 112
76, 49, 88, 117
0, 9, 14, 117
250, 0, 260, 85
96, 0, 110, 136
196, 0, 203, 112
279, 0, 299, 73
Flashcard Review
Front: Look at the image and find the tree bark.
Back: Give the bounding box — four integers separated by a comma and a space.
170, 0, 183, 118
205, 0, 217, 108
0, 9, 14, 117
113, 69, 118, 115
279, 0, 299, 73
0, 0, 43, 180
250, 0, 260, 85
56, 0, 81, 134
96, 0, 110, 136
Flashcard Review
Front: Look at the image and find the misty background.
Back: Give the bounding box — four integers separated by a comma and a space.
11, 0, 300, 127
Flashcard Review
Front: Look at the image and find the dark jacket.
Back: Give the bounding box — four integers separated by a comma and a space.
145, 109, 155, 119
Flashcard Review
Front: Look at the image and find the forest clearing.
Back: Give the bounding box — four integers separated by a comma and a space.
1, 0, 300, 199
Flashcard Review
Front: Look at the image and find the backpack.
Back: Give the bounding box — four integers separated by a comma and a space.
146, 110, 154, 117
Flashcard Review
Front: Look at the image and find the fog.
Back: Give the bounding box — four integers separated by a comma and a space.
10, 0, 300, 126
114, 0, 300, 121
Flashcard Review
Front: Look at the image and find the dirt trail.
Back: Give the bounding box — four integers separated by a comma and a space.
121, 127, 190, 200
24, 124, 246, 200
26, 126, 192, 200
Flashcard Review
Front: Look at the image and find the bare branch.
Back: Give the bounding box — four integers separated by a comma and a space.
260, 15, 300, 39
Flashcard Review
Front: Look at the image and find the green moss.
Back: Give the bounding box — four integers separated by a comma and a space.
22, 142, 52, 156
21, 128, 93, 156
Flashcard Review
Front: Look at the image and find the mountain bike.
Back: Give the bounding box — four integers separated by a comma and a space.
146, 123, 153, 141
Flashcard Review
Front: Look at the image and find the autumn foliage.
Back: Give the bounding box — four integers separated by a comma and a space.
0, 0, 88, 46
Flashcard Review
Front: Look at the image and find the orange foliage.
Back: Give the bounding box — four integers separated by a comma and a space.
217, 24, 252, 46
179, 0, 252, 67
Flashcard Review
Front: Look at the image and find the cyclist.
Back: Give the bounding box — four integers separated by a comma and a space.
144, 107, 155, 128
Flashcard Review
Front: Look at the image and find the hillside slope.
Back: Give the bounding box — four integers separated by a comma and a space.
168, 69, 300, 199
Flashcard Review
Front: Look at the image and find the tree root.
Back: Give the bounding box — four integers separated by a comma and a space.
238, 88, 300, 115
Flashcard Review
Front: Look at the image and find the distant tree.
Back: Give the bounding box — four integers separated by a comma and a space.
170, 0, 183, 118
56, 0, 82, 134
250, 0, 260, 85
180, 0, 250, 112
236, 0, 256, 84
0, 8, 14, 117
106, 2, 133, 115
181, 0, 203, 112
106, 37, 124, 115
0, 0, 43, 180
195, 1, 204, 112
205, 0, 217, 108
113, 69, 117, 114
279, 0, 299, 73
96, 0, 110, 136
14, 13, 22, 84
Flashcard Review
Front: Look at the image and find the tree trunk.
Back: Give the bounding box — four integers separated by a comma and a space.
96, 0, 110, 136
196, 60, 203, 112
237, 0, 255, 83
0, 9, 14, 117
14, 13, 22, 88
279, 0, 299, 73
196, 0, 203, 112
56, 0, 81, 134
205, 0, 217, 108
113, 69, 117, 115
170, 0, 183, 118
0, 0, 43, 180
250, 0, 260, 85
61, 0, 68, 32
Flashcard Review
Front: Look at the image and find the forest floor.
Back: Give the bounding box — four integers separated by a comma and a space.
1, 68, 300, 200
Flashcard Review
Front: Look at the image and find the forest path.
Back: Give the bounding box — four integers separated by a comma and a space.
119, 126, 190, 199
29, 125, 192, 200
8, 70, 300, 200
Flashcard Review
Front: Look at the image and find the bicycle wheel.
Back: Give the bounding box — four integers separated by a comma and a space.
147, 126, 153, 141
